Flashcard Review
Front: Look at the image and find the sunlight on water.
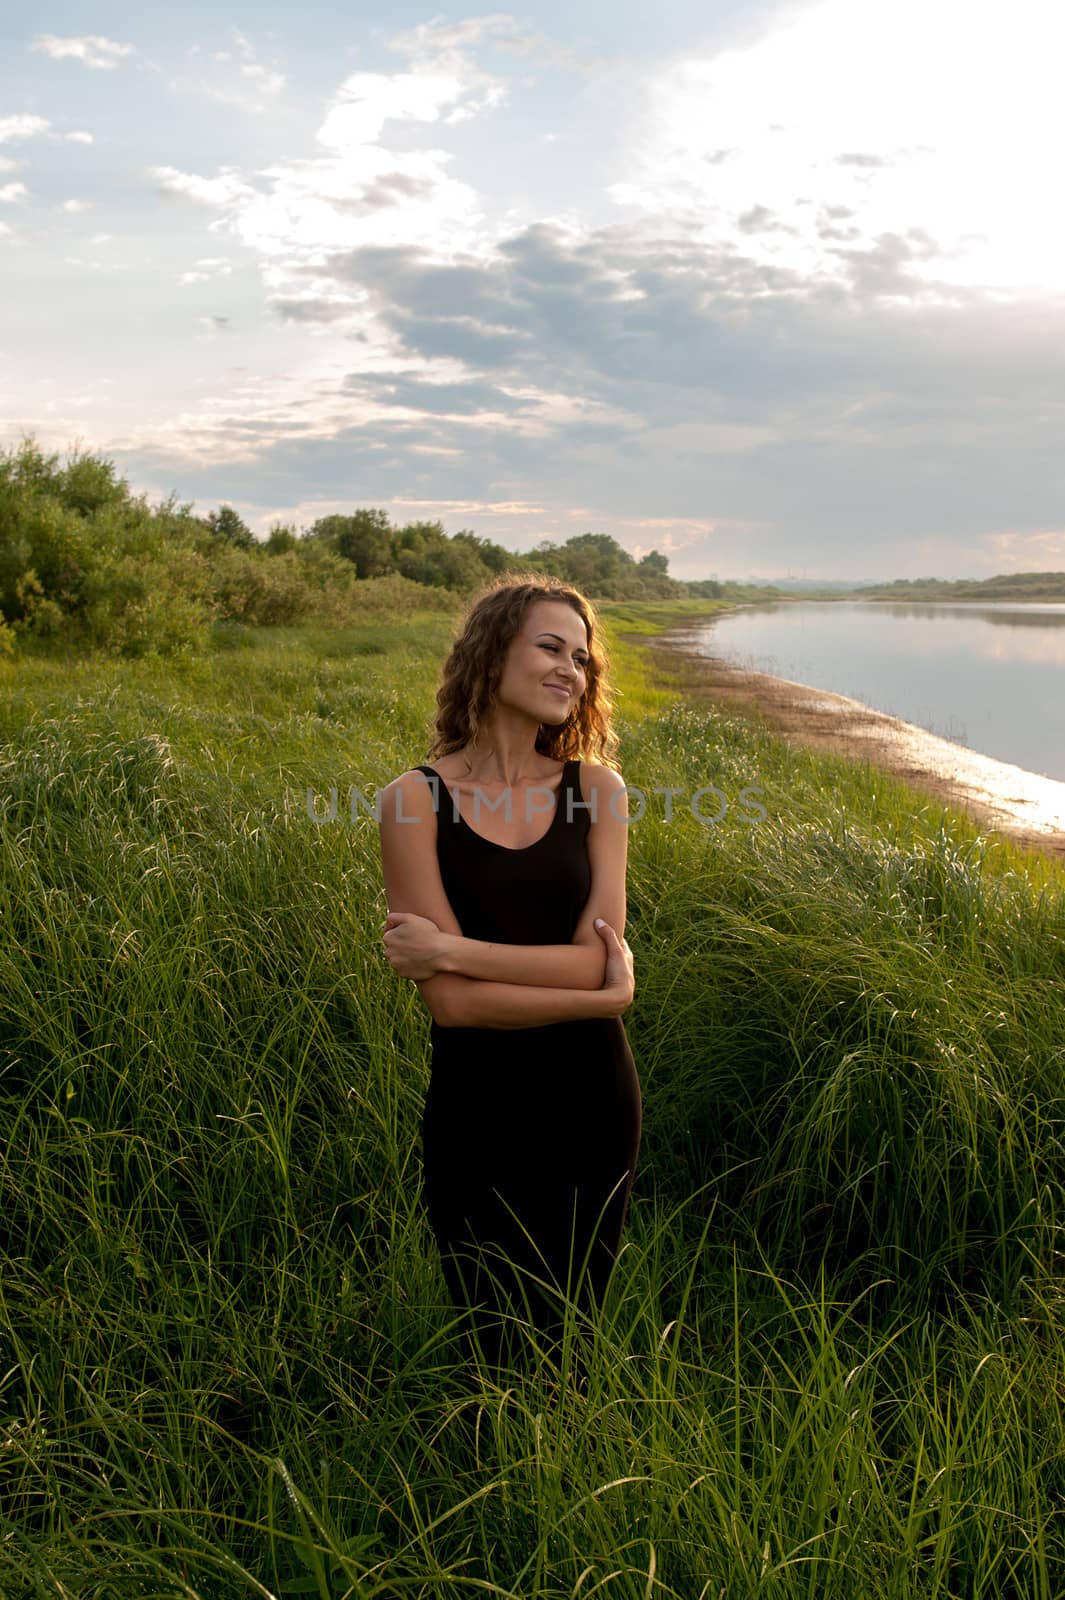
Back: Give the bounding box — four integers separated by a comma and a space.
671, 600, 1065, 836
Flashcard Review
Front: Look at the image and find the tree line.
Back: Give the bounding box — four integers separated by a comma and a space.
855, 573, 1065, 601
0, 438, 724, 656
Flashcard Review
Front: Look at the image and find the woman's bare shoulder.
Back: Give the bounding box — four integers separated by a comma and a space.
576, 761, 626, 815
381, 764, 433, 788
377, 765, 438, 819
577, 759, 625, 786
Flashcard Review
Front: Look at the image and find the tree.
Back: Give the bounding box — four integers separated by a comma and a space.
637, 549, 669, 577
394, 520, 474, 589
311, 510, 395, 579
452, 529, 511, 574
206, 505, 254, 550
264, 523, 299, 555
57, 449, 130, 517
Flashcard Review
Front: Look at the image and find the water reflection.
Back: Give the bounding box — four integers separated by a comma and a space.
679, 599, 1065, 788
871, 601, 1065, 653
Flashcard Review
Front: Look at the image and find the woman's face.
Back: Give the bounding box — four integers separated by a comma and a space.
495, 600, 590, 726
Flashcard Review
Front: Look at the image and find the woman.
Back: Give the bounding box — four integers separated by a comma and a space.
377, 575, 641, 1371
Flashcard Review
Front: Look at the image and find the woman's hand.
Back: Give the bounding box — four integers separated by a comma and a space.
594, 918, 635, 1015
381, 912, 452, 981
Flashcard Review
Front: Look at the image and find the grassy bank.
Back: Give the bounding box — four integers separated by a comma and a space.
1, 603, 1063, 1597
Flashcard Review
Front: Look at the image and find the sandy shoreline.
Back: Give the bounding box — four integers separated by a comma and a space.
621, 614, 1065, 864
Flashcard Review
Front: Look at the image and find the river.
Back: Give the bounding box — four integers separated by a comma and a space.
668, 599, 1065, 782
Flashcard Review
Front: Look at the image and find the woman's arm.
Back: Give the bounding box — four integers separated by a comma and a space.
438, 938, 603, 990
382, 765, 631, 992
427, 960, 630, 1030
378, 769, 630, 1029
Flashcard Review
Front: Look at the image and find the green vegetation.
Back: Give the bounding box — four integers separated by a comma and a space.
2, 600, 1063, 1596
0, 438, 782, 663
855, 572, 1065, 601
0, 439, 466, 658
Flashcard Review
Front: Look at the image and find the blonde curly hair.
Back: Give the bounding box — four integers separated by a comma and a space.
425, 573, 620, 773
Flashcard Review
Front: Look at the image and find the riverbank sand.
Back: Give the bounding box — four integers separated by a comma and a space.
622, 618, 1065, 865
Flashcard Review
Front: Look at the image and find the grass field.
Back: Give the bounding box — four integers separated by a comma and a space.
2, 601, 1063, 1597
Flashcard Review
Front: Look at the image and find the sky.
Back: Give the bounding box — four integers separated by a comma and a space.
2, 0, 1063, 581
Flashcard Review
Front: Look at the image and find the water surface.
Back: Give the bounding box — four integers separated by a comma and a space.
674, 600, 1065, 782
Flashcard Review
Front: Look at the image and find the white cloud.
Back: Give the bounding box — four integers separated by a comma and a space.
229, 26, 285, 94
176, 28, 285, 111
0, 158, 15, 174
61, 199, 92, 213
389, 14, 580, 75
136, 22, 517, 352
179, 259, 234, 285
611, 0, 1065, 301
389, 495, 546, 514
147, 58, 491, 297
0, 115, 50, 144
150, 166, 259, 207
321, 15, 517, 141
0, 183, 29, 204
316, 70, 478, 149
67, 131, 94, 145
31, 34, 135, 70
240, 62, 285, 95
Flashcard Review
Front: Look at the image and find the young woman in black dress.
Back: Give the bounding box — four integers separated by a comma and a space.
377, 576, 641, 1369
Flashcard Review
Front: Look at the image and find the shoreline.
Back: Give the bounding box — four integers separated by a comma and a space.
621, 613, 1065, 864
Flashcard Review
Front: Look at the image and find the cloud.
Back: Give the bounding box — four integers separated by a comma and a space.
61, 199, 93, 213
375, 311, 530, 369
834, 152, 889, 169
344, 373, 533, 416
178, 257, 235, 285
225, 27, 285, 95
270, 296, 359, 322
737, 204, 797, 235
180, 27, 286, 110
63, 3, 1065, 581
66, 131, 94, 145
173, 211, 1063, 569
0, 115, 50, 144
316, 69, 490, 149
608, 0, 1065, 300
0, 183, 29, 204
150, 166, 259, 207
388, 14, 587, 76
389, 496, 546, 515
146, 52, 491, 291
31, 34, 134, 70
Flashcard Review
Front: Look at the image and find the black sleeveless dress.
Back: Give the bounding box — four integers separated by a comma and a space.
413, 759, 642, 1367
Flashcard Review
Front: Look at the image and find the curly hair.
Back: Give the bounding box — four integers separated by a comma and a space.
424, 572, 620, 772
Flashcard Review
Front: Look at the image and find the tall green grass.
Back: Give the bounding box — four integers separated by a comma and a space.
1, 611, 1063, 1595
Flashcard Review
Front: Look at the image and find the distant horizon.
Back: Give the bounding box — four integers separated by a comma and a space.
711, 573, 1065, 589
9, 426, 1065, 593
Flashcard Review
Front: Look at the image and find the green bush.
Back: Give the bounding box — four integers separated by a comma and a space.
0, 435, 708, 658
